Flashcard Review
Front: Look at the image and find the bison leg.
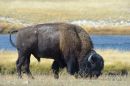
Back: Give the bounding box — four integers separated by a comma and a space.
16, 51, 27, 79
24, 55, 34, 79
67, 57, 79, 76
51, 60, 60, 79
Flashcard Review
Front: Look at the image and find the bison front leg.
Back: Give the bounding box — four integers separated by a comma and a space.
67, 57, 79, 76
51, 61, 60, 79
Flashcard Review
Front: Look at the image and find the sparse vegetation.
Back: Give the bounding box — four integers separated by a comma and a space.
0, 0, 130, 34
0, 21, 23, 33
82, 25, 130, 35
0, 50, 130, 75
0, 50, 130, 85
0, 74, 129, 86
0, 0, 130, 22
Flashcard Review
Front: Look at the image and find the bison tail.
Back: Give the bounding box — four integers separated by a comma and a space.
8, 30, 18, 48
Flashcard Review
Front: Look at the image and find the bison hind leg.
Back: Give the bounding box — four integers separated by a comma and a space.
24, 56, 34, 79
16, 51, 33, 79
16, 51, 27, 79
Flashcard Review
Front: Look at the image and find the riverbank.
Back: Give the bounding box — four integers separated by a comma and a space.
0, 49, 130, 75
1, 21, 130, 35
83, 25, 130, 35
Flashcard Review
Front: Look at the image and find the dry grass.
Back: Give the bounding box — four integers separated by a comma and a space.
0, 0, 130, 34
0, 49, 130, 74
0, 74, 129, 86
96, 49, 130, 72
1, 21, 130, 34
0, 0, 130, 22
0, 51, 53, 74
1, 49, 130, 67
0, 50, 130, 85
82, 25, 130, 35
0, 21, 23, 33
96, 49, 130, 65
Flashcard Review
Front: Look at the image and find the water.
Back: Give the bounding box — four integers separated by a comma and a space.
0, 34, 130, 51
0, 34, 16, 51
91, 35, 130, 51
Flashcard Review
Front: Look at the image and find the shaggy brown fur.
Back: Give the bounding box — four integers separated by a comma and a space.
9, 23, 94, 79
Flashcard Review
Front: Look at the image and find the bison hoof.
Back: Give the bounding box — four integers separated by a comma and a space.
74, 73, 79, 79
27, 75, 35, 79
31, 76, 35, 79
54, 74, 59, 79
17, 75, 22, 79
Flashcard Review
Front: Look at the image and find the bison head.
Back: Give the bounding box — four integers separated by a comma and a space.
79, 50, 104, 78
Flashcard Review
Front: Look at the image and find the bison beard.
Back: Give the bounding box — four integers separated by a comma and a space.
79, 50, 104, 78
9, 23, 104, 79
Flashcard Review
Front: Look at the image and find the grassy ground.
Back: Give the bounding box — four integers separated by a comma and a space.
0, 49, 130, 74
0, 74, 129, 86
0, 0, 130, 34
0, 0, 130, 22
0, 50, 130, 85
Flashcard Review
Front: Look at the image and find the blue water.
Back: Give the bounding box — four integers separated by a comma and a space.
0, 34, 16, 51
0, 34, 130, 51
91, 35, 130, 51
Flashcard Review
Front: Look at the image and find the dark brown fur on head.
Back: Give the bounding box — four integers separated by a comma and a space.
78, 50, 104, 78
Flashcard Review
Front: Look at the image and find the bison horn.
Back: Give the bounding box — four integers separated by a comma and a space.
88, 50, 96, 63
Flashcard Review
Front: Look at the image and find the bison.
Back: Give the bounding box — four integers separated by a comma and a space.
9, 23, 104, 79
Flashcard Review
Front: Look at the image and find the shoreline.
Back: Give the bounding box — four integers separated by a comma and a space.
0, 24, 130, 35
